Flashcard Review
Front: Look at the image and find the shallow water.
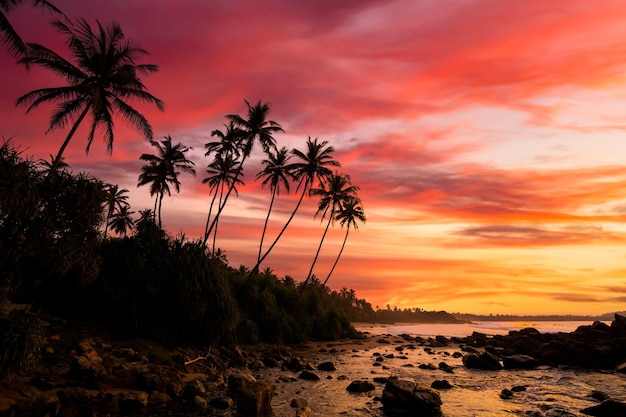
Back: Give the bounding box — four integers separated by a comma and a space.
202, 322, 625, 416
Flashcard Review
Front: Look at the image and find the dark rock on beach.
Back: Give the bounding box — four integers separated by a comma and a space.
381, 376, 442, 417
581, 399, 626, 417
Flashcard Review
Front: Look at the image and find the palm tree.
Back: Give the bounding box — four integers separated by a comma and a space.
0, 0, 62, 59
202, 153, 244, 253
302, 172, 359, 289
37, 153, 68, 173
202, 122, 243, 248
254, 146, 294, 270
15, 17, 164, 172
103, 184, 129, 237
137, 135, 196, 227
205, 99, 283, 238
108, 205, 135, 237
322, 197, 365, 286
251, 137, 340, 273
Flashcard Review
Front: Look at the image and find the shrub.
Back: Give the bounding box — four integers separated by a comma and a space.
0, 309, 45, 381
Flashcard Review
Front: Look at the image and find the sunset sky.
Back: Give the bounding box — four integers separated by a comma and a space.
3, 0, 626, 315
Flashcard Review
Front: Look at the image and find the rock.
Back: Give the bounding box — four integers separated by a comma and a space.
317, 361, 336, 371
228, 372, 257, 394
589, 391, 610, 402
511, 385, 526, 392
431, 380, 452, 390
581, 400, 626, 417
284, 357, 306, 372
499, 389, 513, 399
290, 397, 309, 408
148, 391, 171, 409
610, 314, 626, 337
237, 381, 276, 416
381, 377, 442, 417
118, 390, 148, 412
210, 396, 234, 409
462, 352, 503, 370
184, 378, 206, 398
503, 354, 540, 369
191, 395, 207, 411
346, 380, 375, 393
298, 371, 320, 381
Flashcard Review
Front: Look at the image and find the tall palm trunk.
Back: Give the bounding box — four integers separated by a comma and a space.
257, 187, 277, 265
157, 192, 164, 227
202, 189, 219, 246
50, 104, 91, 173
301, 208, 334, 290
251, 178, 309, 273
205, 149, 248, 238
322, 227, 350, 286
212, 182, 226, 255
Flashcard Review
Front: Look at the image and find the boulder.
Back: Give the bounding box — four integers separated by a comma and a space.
236, 381, 276, 416
317, 361, 336, 371
346, 380, 375, 393
298, 371, 320, 381
430, 380, 452, 390
117, 391, 148, 412
503, 354, 540, 369
381, 377, 442, 417
290, 397, 309, 408
581, 400, 626, 417
462, 352, 503, 370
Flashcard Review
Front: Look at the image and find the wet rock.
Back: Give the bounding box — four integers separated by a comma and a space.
148, 391, 172, 409
317, 361, 336, 371
227, 372, 257, 394
118, 390, 148, 412
430, 380, 452, 390
346, 380, 375, 393
237, 381, 276, 416
589, 390, 610, 402
511, 385, 527, 392
298, 371, 320, 381
503, 354, 540, 369
500, 389, 513, 399
382, 376, 442, 417
209, 396, 234, 409
581, 399, 626, 417
290, 397, 308, 408
462, 352, 503, 370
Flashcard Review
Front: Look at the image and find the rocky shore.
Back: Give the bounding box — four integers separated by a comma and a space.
1, 314, 625, 417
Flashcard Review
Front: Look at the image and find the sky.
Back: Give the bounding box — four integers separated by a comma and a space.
2, 0, 626, 316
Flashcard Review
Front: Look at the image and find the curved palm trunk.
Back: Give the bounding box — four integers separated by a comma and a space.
153, 194, 158, 221
157, 192, 164, 227
322, 227, 350, 287
202, 189, 219, 246
104, 211, 111, 238
256, 188, 277, 268
206, 150, 248, 238
50, 104, 91, 173
212, 181, 226, 255
251, 179, 308, 273
301, 210, 334, 291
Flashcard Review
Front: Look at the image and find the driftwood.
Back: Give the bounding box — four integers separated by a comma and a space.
184, 346, 212, 366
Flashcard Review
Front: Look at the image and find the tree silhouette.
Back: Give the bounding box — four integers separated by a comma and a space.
137, 135, 196, 227
205, 100, 283, 238
0, 0, 62, 60
15, 17, 163, 172
108, 205, 135, 237
322, 197, 365, 286
103, 184, 129, 237
255, 146, 294, 270
251, 137, 339, 273
303, 172, 359, 289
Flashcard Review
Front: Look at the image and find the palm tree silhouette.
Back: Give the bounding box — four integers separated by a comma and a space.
1, 0, 62, 59
255, 146, 294, 270
202, 153, 244, 253
15, 17, 163, 172
108, 205, 135, 237
322, 197, 365, 286
103, 184, 129, 237
251, 137, 340, 273
303, 172, 359, 289
38, 153, 68, 173
205, 99, 283, 238
137, 135, 196, 227
202, 121, 243, 248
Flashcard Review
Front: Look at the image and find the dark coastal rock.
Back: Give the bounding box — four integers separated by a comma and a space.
503, 354, 540, 369
290, 397, 309, 408
589, 390, 610, 402
236, 381, 276, 416
381, 377, 442, 417
499, 389, 513, 399
462, 352, 503, 370
317, 361, 336, 371
430, 380, 452, 390
581, 399, 626, 417
118, 390, 149, 412
228, 372, 257, 394
610, 313, 626, 337
298, 370, 320, 381
346, 380, 375, 393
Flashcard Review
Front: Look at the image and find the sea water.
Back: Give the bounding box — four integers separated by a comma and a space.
252, 321, 625, 417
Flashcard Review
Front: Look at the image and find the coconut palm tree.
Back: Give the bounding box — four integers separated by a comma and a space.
137, 135, 196, 227
302, 172, 359, 289
322, 197, 365, 286
205, 99, 283, 238
15, 17, 163, 172
108, 205, 135, 237
251, 137, 340, 273
0, 0, 62, 59
103, 184, 129, 237
254, 146, 294, 270
201, 153, 244, 253
37, 153, 68, 173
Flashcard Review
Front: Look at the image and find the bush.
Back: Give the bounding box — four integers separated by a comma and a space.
0, 309, 45, 381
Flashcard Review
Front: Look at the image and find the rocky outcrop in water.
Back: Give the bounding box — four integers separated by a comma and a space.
381, 376, 442, 417
461, 314, 626, 370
